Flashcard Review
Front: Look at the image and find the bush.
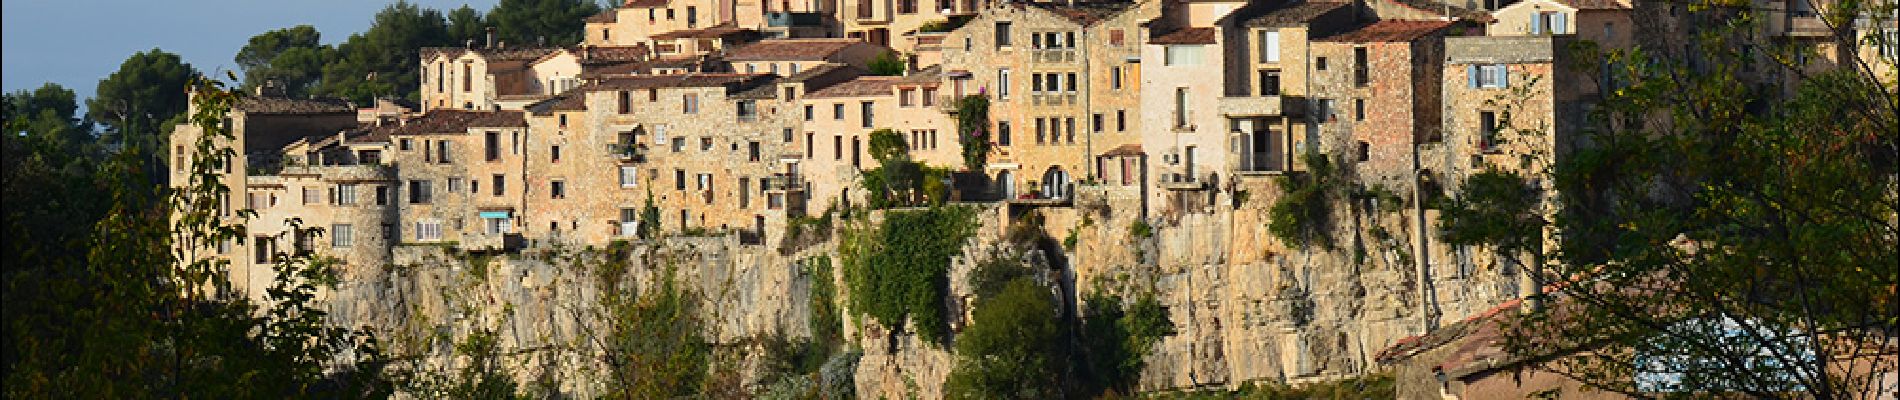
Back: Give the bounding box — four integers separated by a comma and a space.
839, 206, 979, 345
1267, 152, 1336, 248
955, 96, 991, 171
1129, 220, 1154, 239
867, 51, 905, 76
1079, 290, 1175, 395
943, 278, 1069, 399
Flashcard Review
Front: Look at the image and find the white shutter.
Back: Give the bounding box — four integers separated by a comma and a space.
1264, 31, 1281, 63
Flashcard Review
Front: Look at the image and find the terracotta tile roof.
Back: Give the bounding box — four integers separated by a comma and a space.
576, 45, 650, 64
588, 73, 774, 91
235, 96, 354, 114
420, 46, 563, 62
651, 23, 754, 40
1553, 0, 1631, 10
806, 76, 902, 98
1317, 20, 1455, 42
585, 9, 618, 23
1031, 1, 1136, 27
1099, 144, 1144, 157
581, 56, 707, 78
623, 0, 669, 8
373, 110, 527, 138
1150, 27, 1217, 45
722, 39, 873, 61
1388, 0, 1495, 22
527, 91, 588, 115
783, 63, 860, 83
1244, 2, 1351, 27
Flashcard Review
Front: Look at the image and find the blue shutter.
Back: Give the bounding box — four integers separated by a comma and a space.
1554, 13, 1568, 34
1467, 65, 1479, 88
1531, 15, 1544, 34
1496, 65, 1509, 87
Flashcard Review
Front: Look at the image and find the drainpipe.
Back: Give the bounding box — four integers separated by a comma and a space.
1411, 142, 1437, 333
1082, 26, 1094, 182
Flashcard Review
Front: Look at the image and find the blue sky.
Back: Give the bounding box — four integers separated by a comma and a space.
2, 0, 500, 109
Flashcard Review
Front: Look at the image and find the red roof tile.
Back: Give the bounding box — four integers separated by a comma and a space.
723, 39, 876, 61
1553, 0, 1631, 10
806, 76, 903, 98
1244, 2, 1351, 27
371, 110, 526, 138
1317, 20, 1455, 42
585, 9, 618, 23
650, 23, 754, 40
623, 0, 669, 8
1150, 27, 1217, 45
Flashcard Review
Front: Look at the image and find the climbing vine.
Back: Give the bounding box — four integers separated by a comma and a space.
955, 95, 991, 171
839, 206, 978, 345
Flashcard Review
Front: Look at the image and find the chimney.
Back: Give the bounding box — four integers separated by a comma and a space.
485, 27, 498, 48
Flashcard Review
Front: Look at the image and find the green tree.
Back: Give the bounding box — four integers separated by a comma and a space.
487, 0, 602, 47
1459, 3, 1900, 398
840, 206, 977, 345
88, 49, 198, 146
446, 5, 488, 46
1078, 290, 1174, 396
235, 26, 332, 97
318, 1, 451, 103
867, 51, 906, 76
955, 95, 991, 170
600, 266, 709, 399
944, 278, 1069, 399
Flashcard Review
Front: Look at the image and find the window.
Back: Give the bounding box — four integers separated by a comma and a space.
806, 132, 815, 157
618, 91, 632, 113
1354, 99, 1365, 121
860, 101, 874, 128
436, 63, 445, 92
551, 145, 562, 162
254, 236, 272, 263
409, 180, 433, 204
1881, 29, 1899, 61
462, 63, 472, 92
748, 141, 762, 161
833, 136, 843, 160
1260, 30, 1281, 63
1032, 73, 1044, 93
1164, 45, 1203, 66
1035, 118, 1046, 144
621, 165, 639, 187
551, 180, 566, 199
470, 179, 478, 194
1353, 47, 1369, 87
1533, 12, 1567, 35
1116, 110, 1126, 131
1317, 99, 1335, 122
416, 220, 443, 241
1111, 67, 1123, 90
833, 103, 845, 120
399, 138, 413, 151
1064, 117, 1075, 143
737, 100, 757, 120
922, 88, 936, 106
995, 22, 1012, 48
1604, 22, 1615, 41
682, 93, 698, 113
374, 186, 389, 205
672, 137, 686, 152
1260, 69, 1281, 95
997, 68, 1011, 98
1316, 57, 1328, 71
804, 105, 814, 121
303, 188, 320, 204
1357, 141, 1370, 162
783, 128, 794, 143
695, 173, 712, 191
1065, 73, 1077, 92
851, 137, 862, 167
1470, 64, 1509, 88
649, 88, 658, 102
337, 184, 358, 205
997, 121, 1012, 146
675, 169, 687, 190
900, 88, 915, 107
1480, 111, 1500, 151
1093, 113, 1104, 132
332, 224, 353, 247
1109, 29, 1124, 46
492, 174, 505, 196
1174, 87, 1190, 128
485, 131, 500, 161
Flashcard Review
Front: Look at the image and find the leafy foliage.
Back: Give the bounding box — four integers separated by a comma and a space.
317, 1, 452, 104
839, 206, 978, 345
955, 95, 991, 170
1148, 373, 1394, 399
943, 278, 1069, 399
600, 265, 710, 399
1438, 169, 1541, 255
1267, 152, 1337, 248
235, 25, 330, 97
486, 0, 602, 47
1078, 290, 1175, 396
866, 51, 906, 76
88, 49, 199, 146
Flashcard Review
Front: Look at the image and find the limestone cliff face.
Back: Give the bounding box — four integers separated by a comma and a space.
320, 195, 1526, 396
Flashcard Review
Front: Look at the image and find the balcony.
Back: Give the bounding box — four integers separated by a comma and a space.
607, 143, 647, 162
765, 12, 826, 27
1158, 171, 1215, 191
1033, 49, 1076, 63
762, 174, 808, 192
461, 232, 524, 252
1219, 95, 1301, 117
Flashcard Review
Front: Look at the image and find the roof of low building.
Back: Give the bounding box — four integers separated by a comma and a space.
1243, 1, 1351, 27
1317, 20, 1455, 42
1100, 143, 1144, 157
1550, 0, 1632, 10
236, 96, 354, 114
585, 8, 619, 23
421, 46, 564, 62
722, 39, 875, 61
577, 45, 650, 64
783, 63, 860, 83
651, 23, 754, 40
1030, 1, 1137, 26
623, 0, 669, 8
1149, 27, 1217, 45
1388, 0, 1495, 22
369, 110, 527, 138
527, 91, 588, 115
589, 73, 774, 91
806, 76, 903, 98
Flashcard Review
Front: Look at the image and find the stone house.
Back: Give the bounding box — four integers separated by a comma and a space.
419, 46, 564, 112
1224, 1, 1357, 178
838, 0, 984, 52
375, 110, 533, 252
939, 0, 1151, 201
723, 38, 893, 76
1307, 19, 1455, 189
1138, 0, 1245, 218
169, 94, 374, 302
794, 71, 961, 209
